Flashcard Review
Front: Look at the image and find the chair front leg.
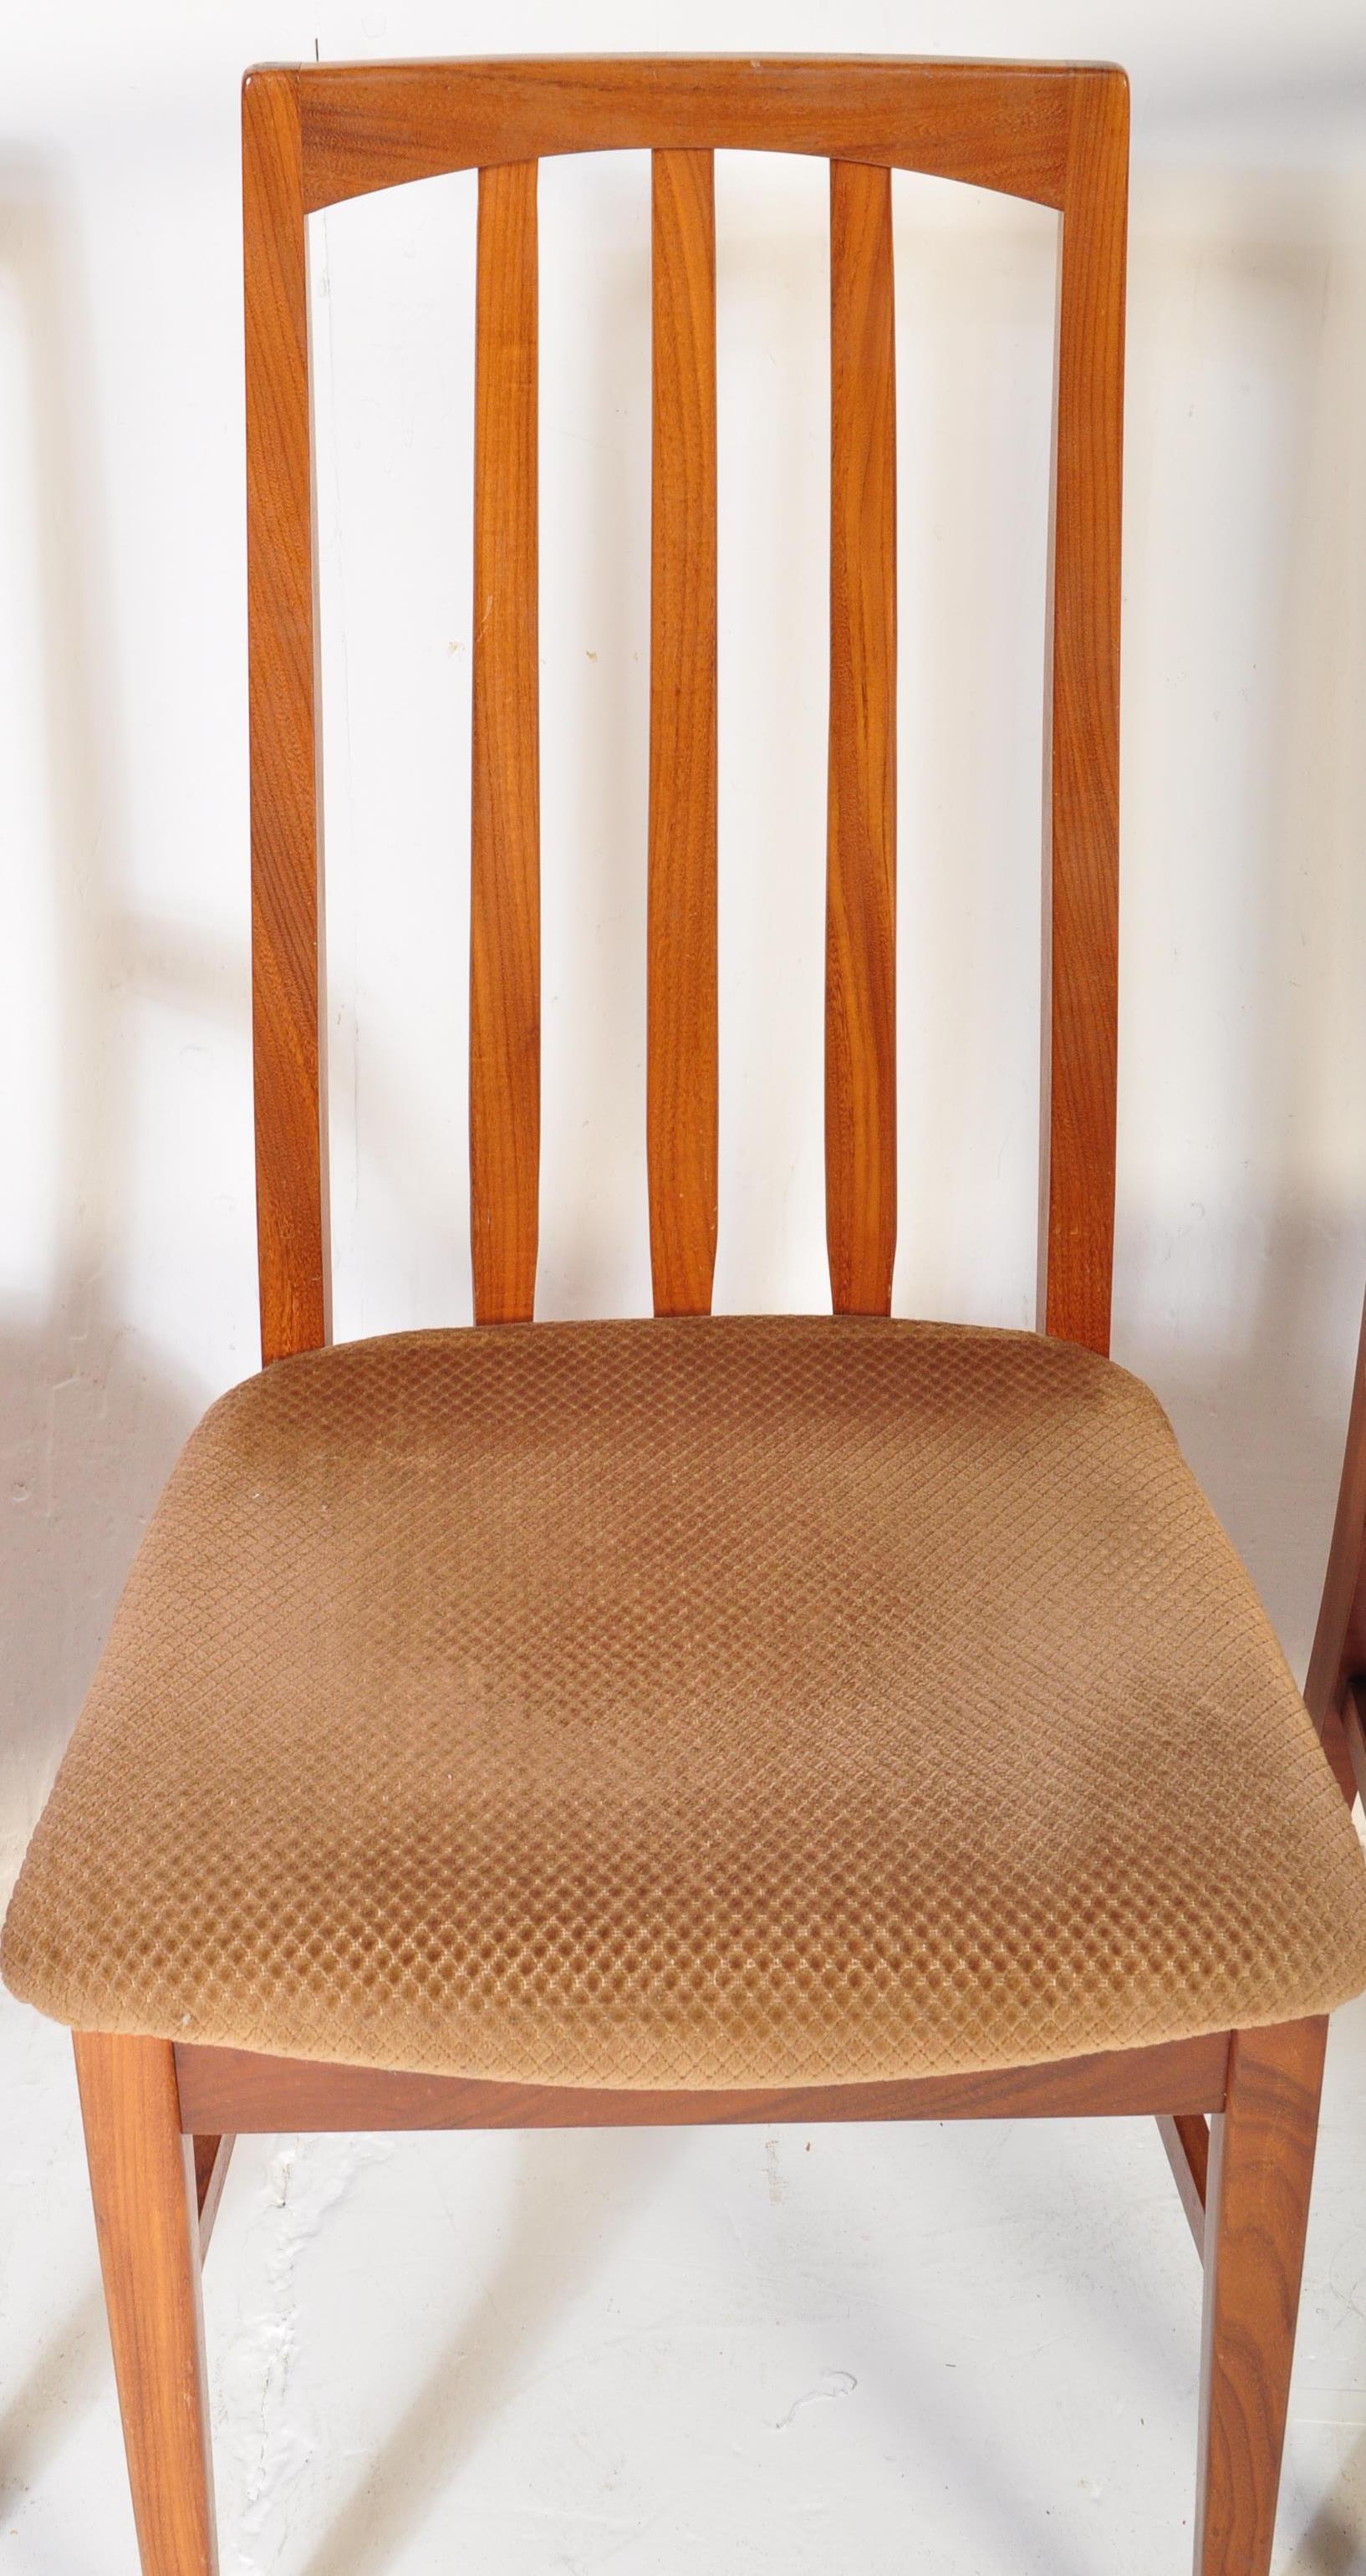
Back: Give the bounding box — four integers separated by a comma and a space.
1194, 2015, 1327, 2576
74, 2032, 218, 2575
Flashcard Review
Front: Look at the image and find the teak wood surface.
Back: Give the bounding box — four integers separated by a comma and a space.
174, 2029, 1230, 2135
74, 2036, 218, 2575
1308, 1278, 1366, 1808
827, 155, 897, 1315
647, 145, 718, 1316
70, 53, 1327, 2576
1194, 2019, 1327, 2574
470, 156, 541, 1325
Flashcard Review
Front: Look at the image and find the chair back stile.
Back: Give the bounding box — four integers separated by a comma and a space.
471, 159, 541, 1325
243, 70, 327, 1364
1307, 1289, 1366, 1797
648, 147, 719, 1317
827, 157, 897, 1316
242, 55, 1128, 1366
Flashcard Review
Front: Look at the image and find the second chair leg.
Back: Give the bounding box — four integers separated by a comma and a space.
1194, 2015, 1327, 2576
74, 2030, 219, 2576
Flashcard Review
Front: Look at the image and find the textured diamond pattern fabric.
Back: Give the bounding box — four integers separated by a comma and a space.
6, 1314, 1366, 2086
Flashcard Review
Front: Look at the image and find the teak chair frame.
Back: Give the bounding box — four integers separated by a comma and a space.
70, 57, 1325, 2576
1309, 1279, 1366, 1808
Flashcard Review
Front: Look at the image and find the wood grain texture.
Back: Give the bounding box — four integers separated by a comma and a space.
470, 159, 541, 1323
1038, 67, 1127, 1354
1306, 1286, 1366, 1738
193, 2134, 235, 2260
826, 159, 897, 1315
243, 67, 328, 1366
1195, 2017, 1326, 2576
648, 148, 718, 1315
1341, 1680, 1366, 1807
176, 2031, 1227, 2135
74, 2034, 217, 2573
293, 57, 1091, 214
1157, 2109, 1210, 2258
1318, 1696, 1359, 1808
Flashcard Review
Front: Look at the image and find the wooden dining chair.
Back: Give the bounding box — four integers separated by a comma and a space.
6, 54, 1366, 2575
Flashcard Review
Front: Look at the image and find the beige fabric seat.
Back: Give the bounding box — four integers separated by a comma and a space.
6, 1313, 1366, 2089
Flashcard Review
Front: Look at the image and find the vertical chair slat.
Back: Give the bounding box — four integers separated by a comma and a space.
648, 149, 718, 1316
244, 68, 328, 1365
826, 160, 897, 1317
471, 159, 541, 1324
1040, 74, 1126, 1354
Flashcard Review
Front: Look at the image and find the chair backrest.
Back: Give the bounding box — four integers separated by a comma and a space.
1308, 1288, 1366, 1758
242, 54, 1129, 1365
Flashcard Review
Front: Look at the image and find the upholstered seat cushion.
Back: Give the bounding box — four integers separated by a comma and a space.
6, 1315, 1366, 2086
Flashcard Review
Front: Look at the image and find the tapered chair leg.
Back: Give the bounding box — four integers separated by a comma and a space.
1194, 2016, 1327, 2576
74, 2032, 218, 2575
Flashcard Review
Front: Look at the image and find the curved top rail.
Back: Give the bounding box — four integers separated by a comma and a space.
247, 54, 1126, 216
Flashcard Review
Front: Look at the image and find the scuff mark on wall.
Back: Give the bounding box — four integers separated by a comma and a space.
775, 2367, 857, 2430
215, 2132, 395, 2576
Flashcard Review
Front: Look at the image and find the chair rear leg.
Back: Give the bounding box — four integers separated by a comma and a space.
74, 2032, 218, 2575
1194, 2016, 1326, 2576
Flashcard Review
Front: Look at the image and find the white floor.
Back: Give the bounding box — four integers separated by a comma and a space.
3, 1989, 1366, 2573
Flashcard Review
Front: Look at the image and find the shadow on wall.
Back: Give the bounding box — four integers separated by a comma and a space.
1120, 1203, 1366, 1682
280, 2130, 680, 2576
0, 156, 202, 1893
1114, 156, 1366, 1674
